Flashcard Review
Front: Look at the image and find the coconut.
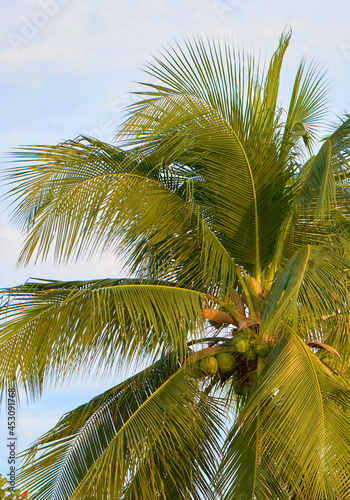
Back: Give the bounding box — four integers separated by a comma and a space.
234, 381, 248, 396
216, 352, 236, 372
201, 356, 218, 374
253, 344, 270, 357
231, 335, 250, 353
244, 348, 257, 361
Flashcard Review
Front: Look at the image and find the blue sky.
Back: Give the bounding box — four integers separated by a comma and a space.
1, 0, 350, 483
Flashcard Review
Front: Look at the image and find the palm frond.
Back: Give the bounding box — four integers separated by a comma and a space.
4, 137, 238, 293
218, 333, 350, 498
120, 91, 292, 274
0, 279, 207, 397
263, 27, 291, 114
5, 139, 190, 266
123, 35, 265, 140
283, 59, 329, 151
18, 360, 223, 500
262, 245, 350, 348
118, 36, 298, 274
273, 117, 350, 268
298, 139, 334, 218
16, 353, 178, 499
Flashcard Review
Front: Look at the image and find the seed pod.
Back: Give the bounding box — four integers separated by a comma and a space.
201, 309, 236, 325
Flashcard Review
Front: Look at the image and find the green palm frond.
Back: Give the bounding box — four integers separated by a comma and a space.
263, 28, 292, 115
298, 139, 334, 217
6, 137, 136, 229
124, 35, 265, 140
0, 279, 208, 397
120, 90, 291, 275
73, 367, 222, 500
5, 137, 238, 292
218, 333, 350, 499
217, 417, 290, 500
273, 116, 350, 267
283, 58, 329, 152
18, 359, 223, 500
262, 245, 350, 346
17, 353, 180, 498
118, 35, 308, 274
124, 31, 291, 145
6, 138, 190, 266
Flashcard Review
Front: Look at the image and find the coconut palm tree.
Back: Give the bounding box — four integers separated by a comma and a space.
2, 29, 350, 499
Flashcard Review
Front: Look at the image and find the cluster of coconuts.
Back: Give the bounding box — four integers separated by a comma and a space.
231, 333, 270, 360
200, 333, 271, 396
201, 352, 236, 374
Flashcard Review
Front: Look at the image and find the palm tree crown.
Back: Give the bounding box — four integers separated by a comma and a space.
2, 29, 350, 499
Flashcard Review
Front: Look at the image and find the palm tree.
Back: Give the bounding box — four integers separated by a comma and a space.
2, 28, 350, 499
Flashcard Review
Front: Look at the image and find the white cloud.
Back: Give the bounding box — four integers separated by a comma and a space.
3, 0, 347, 84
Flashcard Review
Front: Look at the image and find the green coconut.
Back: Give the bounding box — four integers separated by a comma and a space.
201, 356, 218, 374
231, 335, 250, 353
217, 352, 236, 372
244, 348, 258, 361
234, 381, 248, 396
253, 344, 270, 357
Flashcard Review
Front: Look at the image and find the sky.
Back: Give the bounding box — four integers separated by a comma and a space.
0, 0, 350, 485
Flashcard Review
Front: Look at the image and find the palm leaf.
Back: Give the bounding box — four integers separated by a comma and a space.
4, 137, 238, 293
283, 59, 329, 151
120, 91, 291, 275
298, 139, 334, 218
73, 366, 222, 500
16, 353, 178, 499
118, 36, 299, 274
6, 139, 193, 266
0, 279, 208, 397
262, 245, 350, 351
273, 129, 344, 269
18, 360, 223, 500
218, 333, 350, 498
263, 28, 291, 114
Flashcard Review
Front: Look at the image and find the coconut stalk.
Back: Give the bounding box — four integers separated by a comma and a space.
236, 268, 260, 317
